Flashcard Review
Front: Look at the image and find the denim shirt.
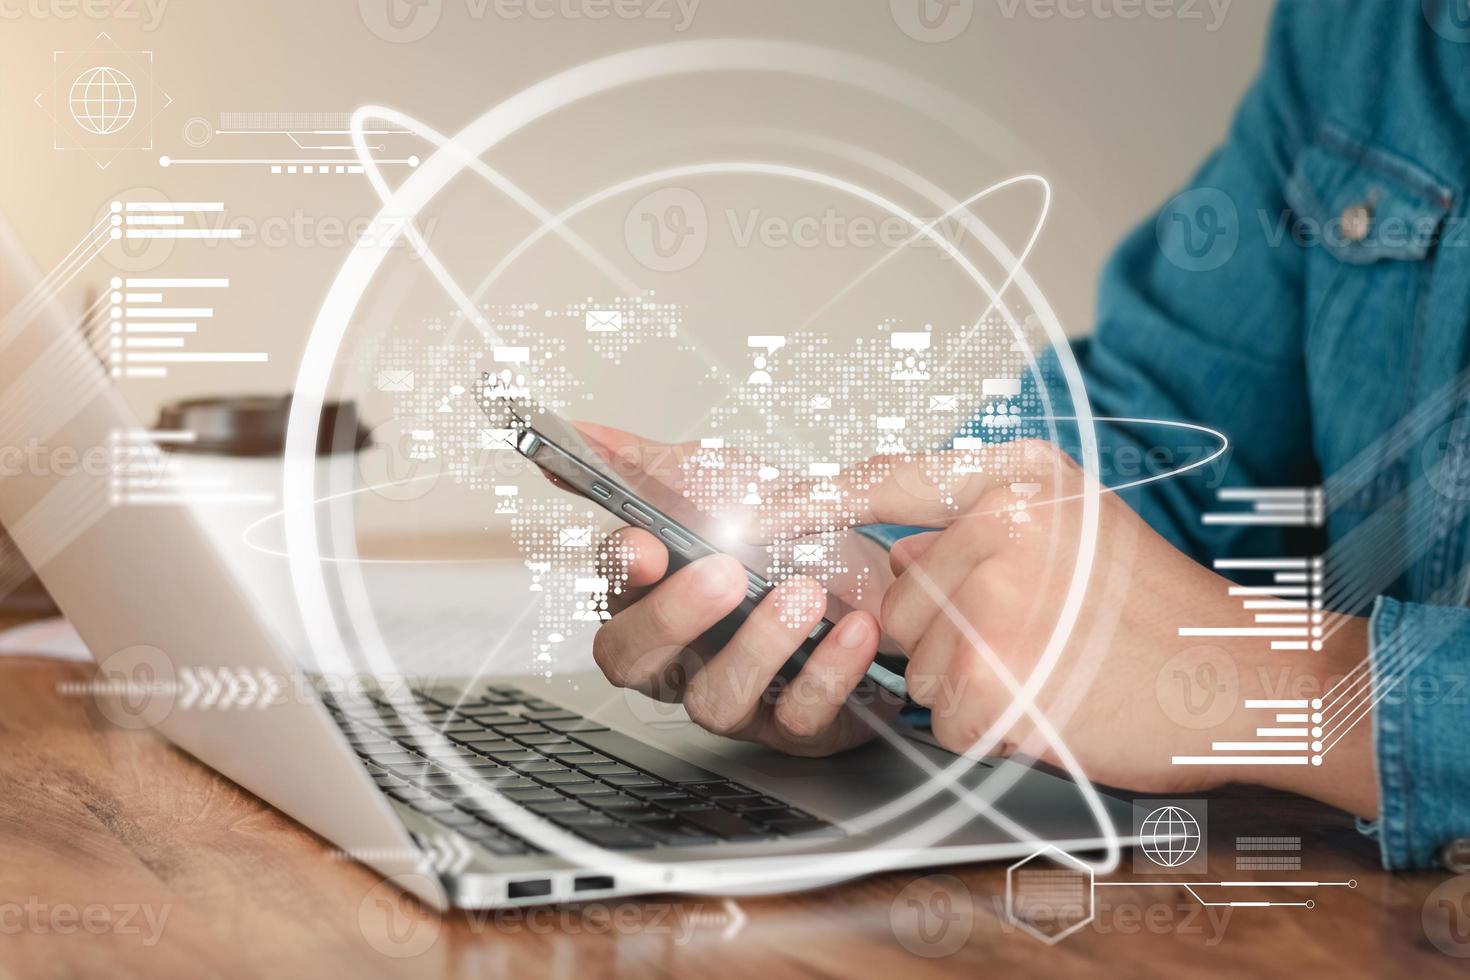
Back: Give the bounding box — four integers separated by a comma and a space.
867, 0, 1470, 870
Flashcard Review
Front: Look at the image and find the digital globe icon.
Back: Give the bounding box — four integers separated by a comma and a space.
1139, 805, 1201, 868
69, 66, 137, 136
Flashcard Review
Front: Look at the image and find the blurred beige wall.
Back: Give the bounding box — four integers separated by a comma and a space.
0, 0, 1272, 534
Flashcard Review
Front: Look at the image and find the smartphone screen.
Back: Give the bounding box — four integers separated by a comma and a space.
481, 387, 909, 696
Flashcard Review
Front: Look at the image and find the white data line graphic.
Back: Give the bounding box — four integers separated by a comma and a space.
105, 254, 264, 379
1095, 879, 1353, 910
1202, 486, 1325, 528
1175, 554, 1330, 767
108, 428, 275, 507
168, 111, 416, 173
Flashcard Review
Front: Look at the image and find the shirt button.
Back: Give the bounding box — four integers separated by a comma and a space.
1442, 838, 1470, 873
1341, 202, 1373, 243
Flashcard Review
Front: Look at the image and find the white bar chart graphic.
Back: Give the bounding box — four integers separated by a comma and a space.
1174, 549, 1329, 768
106, 249, 267, 380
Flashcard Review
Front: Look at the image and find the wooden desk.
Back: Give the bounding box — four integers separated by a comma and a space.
2, 651, 1466, 978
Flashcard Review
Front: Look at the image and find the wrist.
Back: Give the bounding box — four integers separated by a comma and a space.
1246, 615, 1378, 817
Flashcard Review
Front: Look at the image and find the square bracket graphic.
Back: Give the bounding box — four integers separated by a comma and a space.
1132, 798, 1210, 875
33, 32, 173, 171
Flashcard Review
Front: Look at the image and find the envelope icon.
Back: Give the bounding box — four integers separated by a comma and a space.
560, 527, 593, 548
810, 395, 833, 411
793, 543, 826, 563
479, 428, 518, 450
929, 394, 958, 411
376, 370, 415, 392
586, 310, 622, 333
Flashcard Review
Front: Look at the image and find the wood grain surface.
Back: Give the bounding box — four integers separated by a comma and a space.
2, 651, 1467, 979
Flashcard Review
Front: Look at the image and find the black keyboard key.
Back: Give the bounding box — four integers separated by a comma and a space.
433, 759, 508, 776
500, 788, 562, 803
569, 731, 720, 784
528, 800, 588, 816
627, 786, 686, 800
413, 686, 482, 708
765, 818, 845, 839
521, 709, 578, 721
510, 760, 567, 775
545, 719, 611, 734
433, 722, 485, 735
579, 763, 637, 777
549, 811, 619, 828
628, 818, 719, 844
539, 743, 592, 756
688, 782, 755, 798
536, 770, 594, 785
492, 723, 550, 737
381, 759, 435, 776
567, 825, 653, 850
451, 735, 518, 751
680, 808, 778, 840
586, 794, 648, 811
485, 750, 541, 763
457, 710, 520, 725
366, 751, 422, 766
558, 781, 617, 798
556, 752, 610, 766
520, 733, 573, 746
436, 777, 537, 796
602, 773, 660, 788
660, 797, 717, 812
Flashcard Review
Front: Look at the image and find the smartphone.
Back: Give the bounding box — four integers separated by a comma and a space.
480, 389, 908, 698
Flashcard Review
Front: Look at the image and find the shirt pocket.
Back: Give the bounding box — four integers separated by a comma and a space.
1282, 125, 1455, 512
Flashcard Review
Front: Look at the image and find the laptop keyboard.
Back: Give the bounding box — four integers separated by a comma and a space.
322, 683, 844, 857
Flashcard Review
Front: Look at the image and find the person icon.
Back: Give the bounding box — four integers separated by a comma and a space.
742, 481, 762, 506
747, 354, 773, 386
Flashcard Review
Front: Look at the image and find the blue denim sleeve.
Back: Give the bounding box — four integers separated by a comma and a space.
1025, 1, 1339, 567
1362, 596, 1470, 870
865, 4, 1464, 868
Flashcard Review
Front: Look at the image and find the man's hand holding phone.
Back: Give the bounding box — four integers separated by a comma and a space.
579, 424, 1378, 820
576, 423, 902, 757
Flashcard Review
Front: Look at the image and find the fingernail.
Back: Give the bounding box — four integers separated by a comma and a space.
694, 558, 738, 599
834, 614, 871, 649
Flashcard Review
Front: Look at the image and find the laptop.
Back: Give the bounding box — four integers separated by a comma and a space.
0, 212, 1130, 910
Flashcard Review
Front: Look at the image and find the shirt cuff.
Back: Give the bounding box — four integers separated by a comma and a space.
854, 523, 935, 550
1364, 595, 1470, 869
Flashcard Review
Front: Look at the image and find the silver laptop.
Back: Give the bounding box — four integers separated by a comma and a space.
0, 212, 1130, 910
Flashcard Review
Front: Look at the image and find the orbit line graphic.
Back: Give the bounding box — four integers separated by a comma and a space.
283, 40, 1130, 896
